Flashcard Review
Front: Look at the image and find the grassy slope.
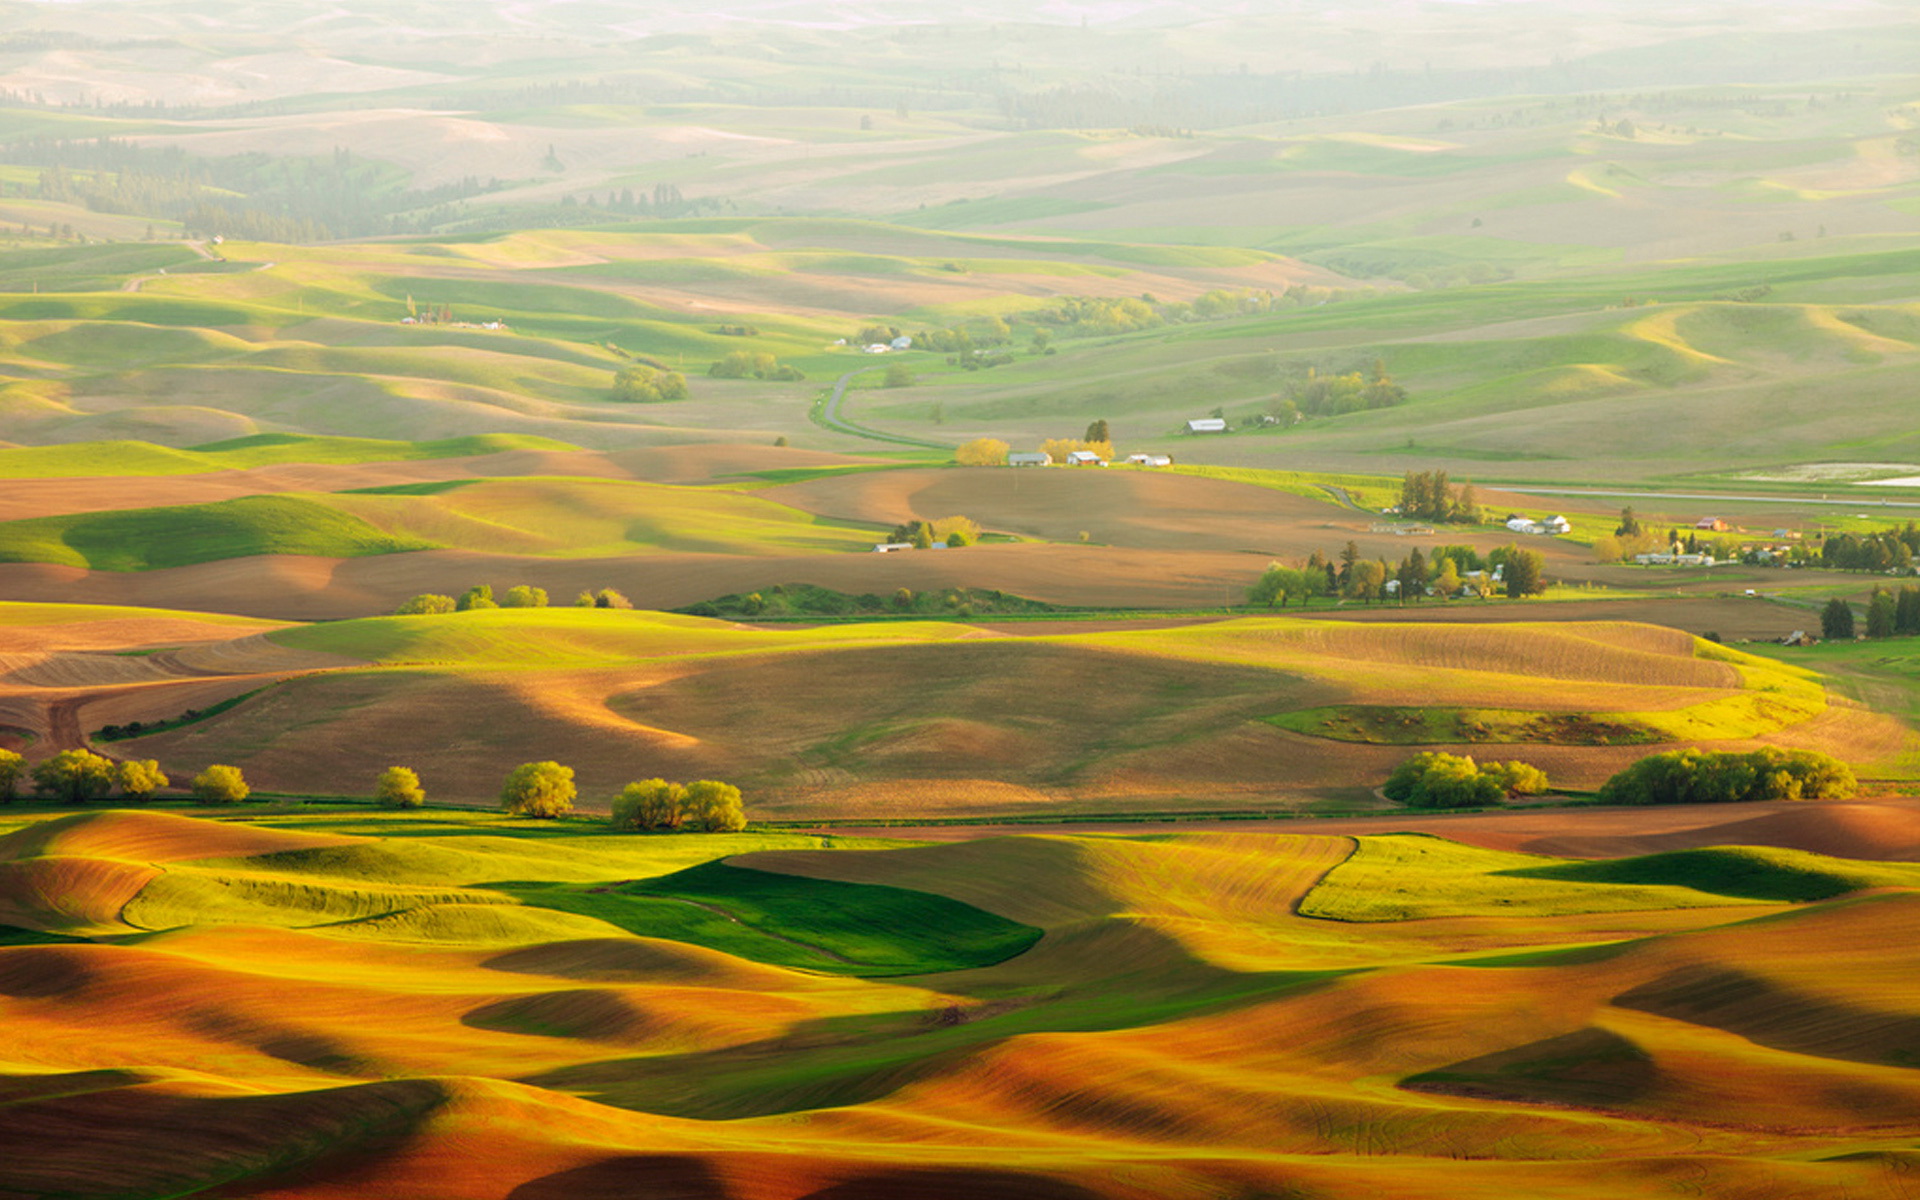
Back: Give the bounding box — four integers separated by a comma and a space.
0, 433, 577, 479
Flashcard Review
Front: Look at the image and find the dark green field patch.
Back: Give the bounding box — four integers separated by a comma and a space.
503, 860, 1041, 977
0, 495, 438, 571
1268, 704, 1662, 746
1506, 846, 1920, 903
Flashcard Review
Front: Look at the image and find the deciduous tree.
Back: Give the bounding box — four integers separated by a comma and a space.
376, 766, 425, 809
33, 749, 116, 803
0, 748, 21, 802
954, 438, 1009, 467
191, 764, 250, 805
501, 761, 575, 818
684, 780, 747, 832
116, 759, 168, 802
611, 779, 686, 830
395, 593, 456, 615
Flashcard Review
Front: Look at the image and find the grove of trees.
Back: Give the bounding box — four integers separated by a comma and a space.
1396, 470, 1482, 524
1596, 747, 1856, 805
954, 438, 1009, 466
610, 778, 748, 832
610, 364, 690, 403
709, 351, 804, 381
1384, 752, 1549, 809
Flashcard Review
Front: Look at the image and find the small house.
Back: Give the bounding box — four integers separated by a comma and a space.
889, 336, 913, 350
1695, 517, 1729, 532
1126, 453, 1173, 467
1186, 418, 1227, 434
1543, 515, 1572, 535
1065, 450, 1107, 467
873, 542, 915, 553
1008, 452, 1052, 467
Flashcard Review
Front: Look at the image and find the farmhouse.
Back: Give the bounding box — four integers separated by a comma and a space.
1126, 453, 1173, 467
1695, 517, 1730, 532
1633, 552, 1720, 567
1504, 515, 1571, 536
872, 542, 915, 553
1186, 418, 1227, 434
1065, 450, 1107, 467
1008, 452, 1052, 467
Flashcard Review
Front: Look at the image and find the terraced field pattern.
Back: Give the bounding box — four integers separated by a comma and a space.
8, 803, 1920, 1198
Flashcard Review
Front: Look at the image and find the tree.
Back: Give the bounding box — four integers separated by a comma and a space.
501, 761, 575, 818
395, 593, 456, 615
1434, 557, 1462, 599
1868, 589, 1898, 639
1821, 597, 1856, 641
116, 759, 168, 802
1337, 540, 1360, 589
191, 764, 250, 805
33, 749, 117, 803
1898, 585, 1920, 636
1249, 563, 1308, 609
1481, 760, 1549, 797
458, 585, 498, 611
911, 523, 934, 550
954, 438, 1009, 467
501, 585, 548, 609
684, 780, 747, 832
1503, 546, 1546, 597
595, 589, 633, 609
1346, 559, 1387, 603
1085, 419, 1111, 444
611, 778, 686, 830
1615, 506, 1642, 537
0, 748, 21, 802
574, 590, 596, 607
610, 364, 689, 403
882, 362, 914, 388
376, 766, 425, 810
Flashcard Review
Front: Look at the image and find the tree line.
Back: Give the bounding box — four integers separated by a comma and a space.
1395, 470, 1482, 524
1250, 542, 1546, 607
1820, 585, 1920, 641
396, 584, 635, 615
500, 760, 748, 832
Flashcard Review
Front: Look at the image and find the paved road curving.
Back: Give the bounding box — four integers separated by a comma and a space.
813, 365, 952, 450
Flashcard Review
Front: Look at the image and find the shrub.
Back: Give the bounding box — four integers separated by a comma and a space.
573, 590, 596, 607
684, 780, 747, 832
501, 761, 575, 818
116, 759, 168, 802
594, 589, 633, 609
708, 351, 802, 381
395, 593, 457, 615
1384, 752, 1548, 808
0, 748, 22, 802
1597, 747, 1856, 805
883, 362, 915, 388
191, 764, 250, 805
458, 585, 498, 611
376, 766, 425, 809
501, 585, 548, 609
32, 749, 117, 803
611, 778, 686, 830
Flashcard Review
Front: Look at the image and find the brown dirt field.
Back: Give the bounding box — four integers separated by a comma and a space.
763, 467, 1599, 569
0, 544, 1279, 620
0, 809, 358, 864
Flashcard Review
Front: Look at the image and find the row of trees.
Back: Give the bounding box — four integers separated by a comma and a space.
0, 748, 247, 805
500, 761, 747, 831
1384, 752, 1550, 809
1820, 585, 1920, 641
1396, 470, 1482, 524
1821, 526, 1920, 573
395, 584, 555, 615
709, 352, 804, 381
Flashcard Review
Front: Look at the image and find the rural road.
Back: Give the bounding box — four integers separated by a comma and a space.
1504, 486, 1920, 510
814, 366, 951, 450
